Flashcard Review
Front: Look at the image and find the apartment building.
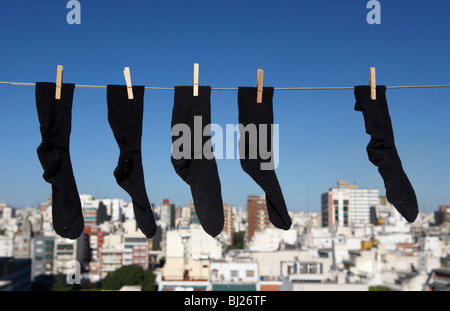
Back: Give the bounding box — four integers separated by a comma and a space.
322, 181, 379, 227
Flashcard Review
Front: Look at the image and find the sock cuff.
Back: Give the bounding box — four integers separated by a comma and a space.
354, 85, 387, 112
35, 83, 75, 146
107, 85, 145, 139
238, 87, 274, 124
173, 86, 211, 114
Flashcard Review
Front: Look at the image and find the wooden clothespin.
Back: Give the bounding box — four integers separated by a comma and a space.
369, 67, 376, 100
55, 65, 63, 100
123, 67, 134, 100
257, 69, 264, 103
193, 63, 199, 97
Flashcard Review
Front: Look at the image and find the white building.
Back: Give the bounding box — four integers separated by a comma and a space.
248, 228, 297, 252
13, 219, 33, 259
98, 227, 149, 280
419, 236, 441, 257
121, 202, 135, 220
248, 250, 332, 283
164, 224, 222, 260
282, 280, 369, 291
161, 224, 223, 285
53, 234, 85, 275
0, 236, 13, 257
1, 206, 13, 220
375, 233, 414, 251
209, 261, 259, 291
99, 198, 125, 222
322, 181, 379, 227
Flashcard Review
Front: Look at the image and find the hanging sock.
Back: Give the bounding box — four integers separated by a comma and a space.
171, 86, 224, 237
107, 85, 157, 238
354, 85, 419, 222
35, 82, 84, 239
237, 87, 292, 230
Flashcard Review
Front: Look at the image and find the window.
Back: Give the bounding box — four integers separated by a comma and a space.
57, 244, 73, 250
300, 264, 307, 274
246, 270, 255, 277
230, 270, 239, 278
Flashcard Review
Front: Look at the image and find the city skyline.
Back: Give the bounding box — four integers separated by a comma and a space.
1, 187, 449, 292
0, 178, 446, 215
0, 1, 449, 214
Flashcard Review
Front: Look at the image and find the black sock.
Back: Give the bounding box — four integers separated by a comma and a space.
238, 87, 292, 230
35, 82, 84, 239
107, 85, 157, 238
171, 86, 224, 237
354, 85, 418, 222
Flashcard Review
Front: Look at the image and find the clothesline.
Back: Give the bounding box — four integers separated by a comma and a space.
1, 81, 450, 90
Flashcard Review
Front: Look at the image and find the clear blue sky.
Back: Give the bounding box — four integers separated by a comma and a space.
0, 0, 449, 213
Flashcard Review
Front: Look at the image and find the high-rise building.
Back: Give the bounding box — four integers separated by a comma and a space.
160, 199, 176, 230
98, 234, 149, 279
81, 195, 111, 228
100, 198, 125, 222
247, 195, 271, 243
124, 236, 149, 268
223, 204, 234, 246
53, 234, 86, 275
39, 196, 52, 213
175, 205, 182, 219
81, 195, 98, 227
0, 236, 13, 257
99, 248, 123, 279
188, 202, 200, 225
13, 219, 32, 259
31, 235, 55, 280
84, 226, 105, 262
321, 181, 379, 227
435, 206, 450, 226
0, 204, 14, 219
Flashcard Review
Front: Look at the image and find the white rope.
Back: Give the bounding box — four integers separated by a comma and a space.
1, 81, 450, 90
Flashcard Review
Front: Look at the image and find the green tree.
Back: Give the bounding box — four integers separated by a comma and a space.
52, 273, 78, 291
101, 265, 157, 291
141, 270, 157, 291
369, 286, 391, 291
159, 257, 166, 267
227, 231, 245, 250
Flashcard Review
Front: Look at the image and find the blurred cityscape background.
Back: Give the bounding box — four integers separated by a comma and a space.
0, 180, 449, 291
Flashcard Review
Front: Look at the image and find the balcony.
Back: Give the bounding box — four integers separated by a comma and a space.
101, 259, 122, 264
101, 266, 119, 272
